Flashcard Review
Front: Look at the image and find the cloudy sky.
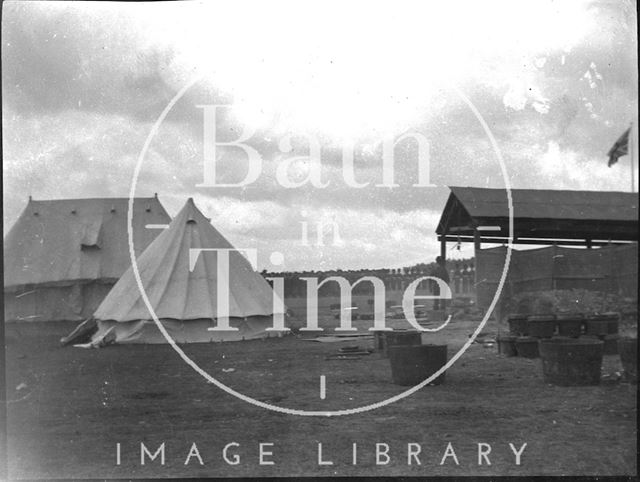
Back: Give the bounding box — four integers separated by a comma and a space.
2, 0, 637, 271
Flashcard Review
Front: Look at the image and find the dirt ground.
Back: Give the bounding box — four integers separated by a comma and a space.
3, 317, 637, 478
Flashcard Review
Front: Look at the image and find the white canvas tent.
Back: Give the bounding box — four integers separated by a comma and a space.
4, 196, 170, 322
86, 198, 285, 344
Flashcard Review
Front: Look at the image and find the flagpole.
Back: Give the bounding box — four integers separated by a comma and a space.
632, 147, 635, 193
631, 120, 638, 193
630, 121, 635, 192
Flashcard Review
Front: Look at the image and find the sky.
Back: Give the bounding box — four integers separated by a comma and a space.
2, 0, 638, 271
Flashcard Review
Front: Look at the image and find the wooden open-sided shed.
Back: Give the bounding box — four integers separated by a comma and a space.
436, 186, 639, 258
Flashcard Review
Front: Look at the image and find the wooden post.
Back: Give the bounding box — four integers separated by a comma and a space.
440, 235, 446, 261
473, 228, 481, 252
472, 229, 481, 307
552, 244, 557, 290
586, 238, 592, 249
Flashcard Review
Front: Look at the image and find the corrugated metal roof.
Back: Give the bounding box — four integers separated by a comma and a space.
4, 197, 171, 289
449, 186, 638, 221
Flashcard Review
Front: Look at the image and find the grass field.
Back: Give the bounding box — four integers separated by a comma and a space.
3, 317, 637, 478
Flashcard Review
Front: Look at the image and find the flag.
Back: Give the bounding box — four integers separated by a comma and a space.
608, 127, 631, 167
608, 128, 630, 167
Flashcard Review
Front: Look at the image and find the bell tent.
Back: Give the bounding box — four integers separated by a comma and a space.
85, 198, 285, 344
4, 196, 171, 323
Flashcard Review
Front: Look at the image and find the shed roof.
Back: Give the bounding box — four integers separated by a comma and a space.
4, 197, 171, 290
437, 187, 638, 244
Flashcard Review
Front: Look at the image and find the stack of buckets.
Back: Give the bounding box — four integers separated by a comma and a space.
498, 312, 625, 386
373, 329, 448, 386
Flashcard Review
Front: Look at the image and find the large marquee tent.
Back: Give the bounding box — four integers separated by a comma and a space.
4, 196, 171, 322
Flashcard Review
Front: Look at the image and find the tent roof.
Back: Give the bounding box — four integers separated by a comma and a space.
4, 197, 171, 289
93, 198, 281, 322
437, 187, 638, 244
